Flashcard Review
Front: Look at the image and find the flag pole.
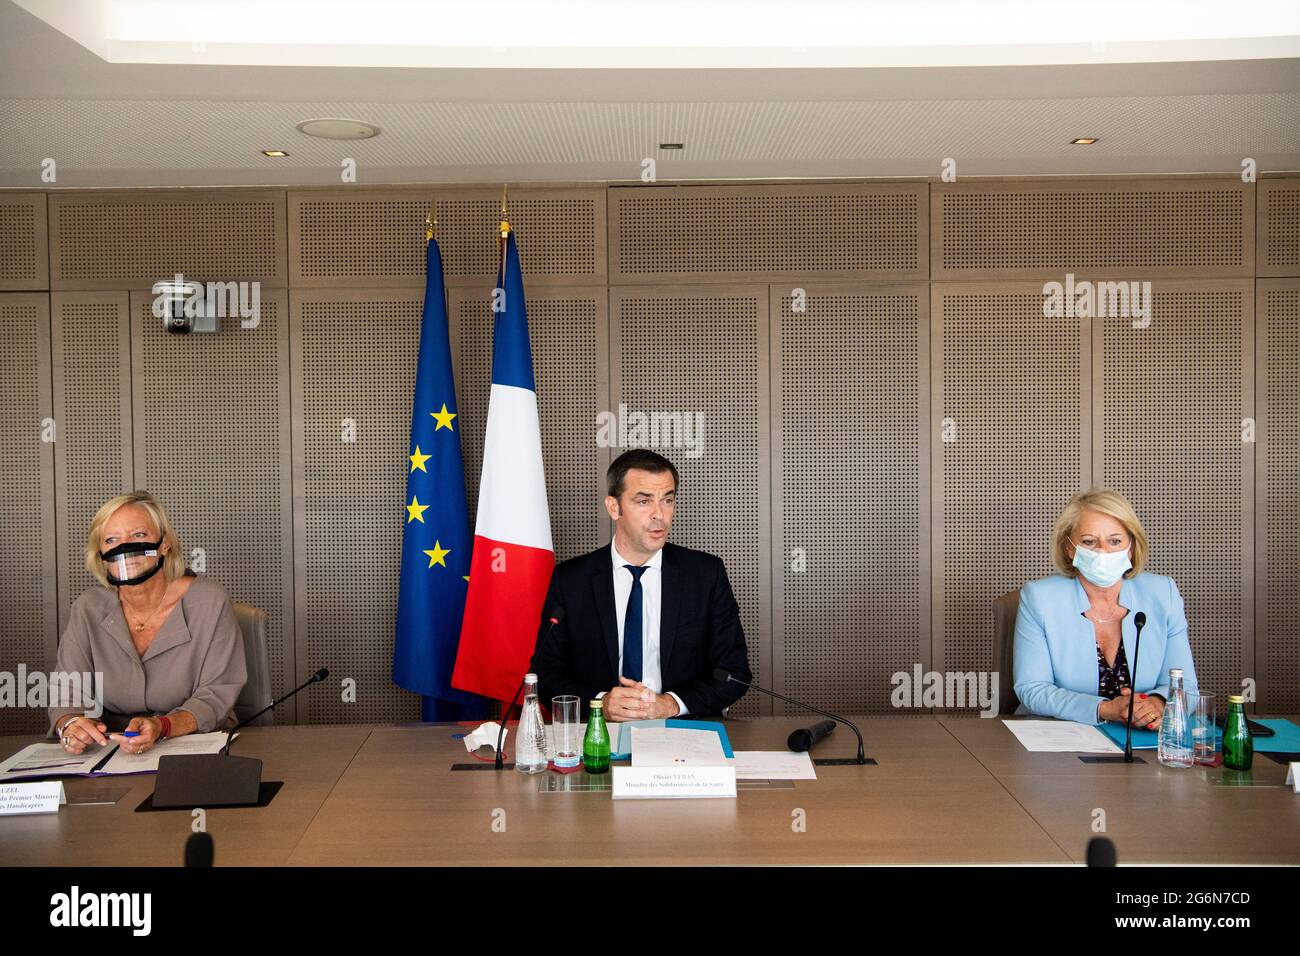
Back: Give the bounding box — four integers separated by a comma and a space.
498, 184, 511, 283
425, 199, 437, 242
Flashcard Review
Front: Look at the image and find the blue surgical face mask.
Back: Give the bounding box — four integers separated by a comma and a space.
1072, 543, 1131, 588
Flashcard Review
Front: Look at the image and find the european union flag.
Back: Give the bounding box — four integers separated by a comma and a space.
393, 234, 487, 722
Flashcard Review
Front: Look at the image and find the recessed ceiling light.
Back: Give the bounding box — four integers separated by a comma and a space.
660, 143, 684, 150
262, 150, 289, 157
296, 118, 382, 141
1071, 137, 1099, 145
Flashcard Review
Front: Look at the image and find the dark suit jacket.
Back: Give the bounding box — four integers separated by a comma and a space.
529, 542, 751, 717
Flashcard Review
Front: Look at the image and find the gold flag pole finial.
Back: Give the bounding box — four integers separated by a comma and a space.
425, 200, 437, 241
499, 184, 510, 238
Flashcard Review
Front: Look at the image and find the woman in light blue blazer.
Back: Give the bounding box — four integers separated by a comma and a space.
1013, 488, 1198, 727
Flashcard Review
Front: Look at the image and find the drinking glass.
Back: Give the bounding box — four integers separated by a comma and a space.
1190, 693, 1217, 765
551, 695, 581, 768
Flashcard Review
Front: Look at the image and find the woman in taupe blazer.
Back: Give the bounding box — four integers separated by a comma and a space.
49, 491, 247, 756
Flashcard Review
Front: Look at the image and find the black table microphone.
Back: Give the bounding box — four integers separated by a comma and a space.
1086, 836, 1117, 867
714, 669, 868, 765
184, 832, 214, 867
788, 719, 836, 753
1124, 611, 1147, 763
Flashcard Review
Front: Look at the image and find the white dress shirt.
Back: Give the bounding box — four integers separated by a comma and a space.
598, 539, 687, 716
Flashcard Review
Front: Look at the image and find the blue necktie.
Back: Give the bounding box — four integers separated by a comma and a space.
622, 564, 647, 682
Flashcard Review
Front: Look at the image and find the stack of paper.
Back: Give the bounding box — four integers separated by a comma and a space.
0, 743, 105, 782
732, 751, 817, 780
0, 731, 234, 782
630, 726, 730, 766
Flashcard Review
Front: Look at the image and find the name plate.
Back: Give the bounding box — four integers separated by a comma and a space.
1287, 763, 1300, 794
612, 765, 736, 799
0, 781, 66, 816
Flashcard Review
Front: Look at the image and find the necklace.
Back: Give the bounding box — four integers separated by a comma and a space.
1084, 607, 1123, 625
122, 591, 167, 633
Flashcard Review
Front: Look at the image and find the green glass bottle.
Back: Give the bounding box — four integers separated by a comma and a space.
1222, 694, 1253, 771
583, 699, 610, 774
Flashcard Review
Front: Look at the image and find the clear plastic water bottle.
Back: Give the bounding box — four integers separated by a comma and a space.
1157, 667, 1194, 768
515, 673, 549, 774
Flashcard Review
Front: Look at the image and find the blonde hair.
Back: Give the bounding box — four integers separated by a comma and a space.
85, 491, 186, 588
1051, 488, 1148, 579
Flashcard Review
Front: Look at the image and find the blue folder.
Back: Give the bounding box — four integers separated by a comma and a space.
1246, 718, 1300, 753
608, 718, 734, 760
1099, 717, 1300, 753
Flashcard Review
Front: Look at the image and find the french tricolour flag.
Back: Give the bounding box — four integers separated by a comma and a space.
451, 222, 554, 703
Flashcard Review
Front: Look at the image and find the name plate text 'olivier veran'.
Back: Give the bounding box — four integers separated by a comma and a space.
612, 765, 736, 799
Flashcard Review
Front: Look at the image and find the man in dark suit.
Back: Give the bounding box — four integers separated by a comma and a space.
530, 448, 750, 720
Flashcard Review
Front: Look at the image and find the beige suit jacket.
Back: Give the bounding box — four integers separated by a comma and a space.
47, 576, 247, 735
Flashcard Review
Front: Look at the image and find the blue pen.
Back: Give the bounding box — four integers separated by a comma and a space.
120, 731, 140, 737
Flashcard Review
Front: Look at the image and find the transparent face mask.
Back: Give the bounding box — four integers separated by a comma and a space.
99, 541, 164, 586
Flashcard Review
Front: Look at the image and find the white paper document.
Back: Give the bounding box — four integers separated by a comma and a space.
1003, 719, 1121, 753
630, 727, 729, 767
0, 743, 104, 781
97, 731, 233, 775
732, 750, 818, 780
1, 730, 238, 780
603, 719, 664, 754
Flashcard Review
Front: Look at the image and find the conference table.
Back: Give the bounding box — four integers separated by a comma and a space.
1, 716, 1296, 866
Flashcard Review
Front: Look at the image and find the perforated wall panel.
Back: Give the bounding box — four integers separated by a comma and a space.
611, 184, 926, 283
0, 193, 48, 290
612, 286, 770, 717
1260, 279, 1299, 711
451, 287, 608, 564
51, 293, 131, 632
1258, 179, 1300, 277
49, 191, 286, 290
936, 285, 1087, 687
934, 181, 1252, 280
132, 291, 294, 708
294, 289, 426, 723
7, 177, 1294, 732
289, 188, 606, 287
1098, 282, 1251, 703
0, 294, 55, 735
773, 284, 927, 714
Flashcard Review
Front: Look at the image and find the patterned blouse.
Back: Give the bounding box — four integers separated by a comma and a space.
1097, 640, 1132, 699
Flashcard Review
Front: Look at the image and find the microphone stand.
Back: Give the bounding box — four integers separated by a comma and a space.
494, 684, 525, 771
1089, 610, 1147, 765
1124, 612, 1147, 763
152, 667, 332, 809
495, 612, 563, 770
220, 667, 330, 755
716, 670, 869, 765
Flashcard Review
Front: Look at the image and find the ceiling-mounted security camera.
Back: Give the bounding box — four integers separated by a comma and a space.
151, 276, 218, 334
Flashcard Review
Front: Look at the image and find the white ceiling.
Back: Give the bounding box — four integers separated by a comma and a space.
15, 0, 1300, 68
1, 0, 1298, 188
